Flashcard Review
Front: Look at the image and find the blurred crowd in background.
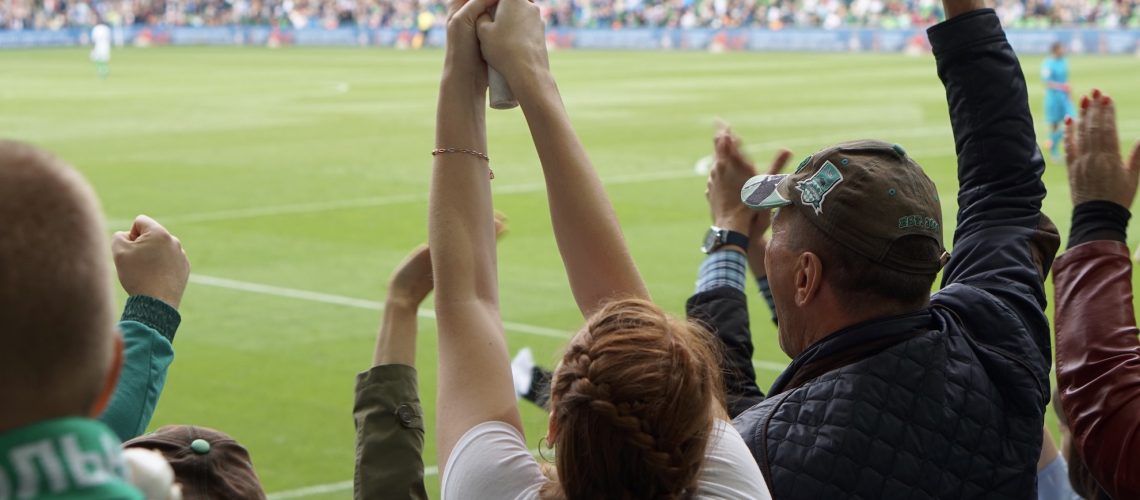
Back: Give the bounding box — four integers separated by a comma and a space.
2, 0, 1138, 31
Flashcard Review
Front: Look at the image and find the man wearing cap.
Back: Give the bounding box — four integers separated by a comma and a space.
696, 1, 1059, 497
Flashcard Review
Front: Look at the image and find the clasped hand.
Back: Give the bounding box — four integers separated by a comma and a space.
443, 0, 549, 99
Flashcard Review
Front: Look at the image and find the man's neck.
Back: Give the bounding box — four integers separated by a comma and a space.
803, 300, 928, 350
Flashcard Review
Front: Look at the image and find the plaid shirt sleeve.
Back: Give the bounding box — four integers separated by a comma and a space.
756, 275, 778, 325
695, 250, 748, 293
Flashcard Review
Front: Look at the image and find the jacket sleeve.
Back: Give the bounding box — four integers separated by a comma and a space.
687, 287, 765, 418
99, 295, 180, 441
928, 9, 1059, 372
1053, 240, 1140, 500
354, 364, 428, 500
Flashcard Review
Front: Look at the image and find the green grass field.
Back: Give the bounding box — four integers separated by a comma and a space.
1, 46, 1138, 499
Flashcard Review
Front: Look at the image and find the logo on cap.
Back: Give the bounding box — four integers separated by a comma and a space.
795, 161, 844, 215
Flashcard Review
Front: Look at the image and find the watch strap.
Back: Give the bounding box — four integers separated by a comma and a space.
721, 230, 750, 252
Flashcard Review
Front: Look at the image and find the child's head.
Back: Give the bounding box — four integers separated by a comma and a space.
0, 140, 119, 431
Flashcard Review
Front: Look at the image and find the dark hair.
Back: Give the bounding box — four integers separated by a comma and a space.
541, 298, 724, 500
783, 206, 938, 312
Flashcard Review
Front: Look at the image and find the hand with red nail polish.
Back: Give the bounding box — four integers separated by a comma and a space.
1064, 90, 1140, 209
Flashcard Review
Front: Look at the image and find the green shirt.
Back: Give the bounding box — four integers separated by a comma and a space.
0, 418, 142, 499
98, 296, 181, 442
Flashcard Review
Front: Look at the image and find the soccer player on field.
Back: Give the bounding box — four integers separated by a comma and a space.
1042, 41, 1075, 158
91, 24, 112, 79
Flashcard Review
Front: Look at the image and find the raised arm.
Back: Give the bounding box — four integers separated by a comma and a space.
100, 215, 188, 441
430, 0, 522, 468
356, 216, 507, 500
1054, 91, 1140, 500
476, 0, 648, 317
354, 244, 432, 500
928, 5, 1059, 365
687, 134, 789, 417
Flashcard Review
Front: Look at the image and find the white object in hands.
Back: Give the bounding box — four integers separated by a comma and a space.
489, 67, 518, 109
123, 448, 183, 500
484, 5, 518, 110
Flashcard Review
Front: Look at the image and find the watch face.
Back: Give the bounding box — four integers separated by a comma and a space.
701, 227, 722, 253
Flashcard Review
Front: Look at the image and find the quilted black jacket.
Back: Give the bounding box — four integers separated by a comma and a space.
697, 10, 1060, 499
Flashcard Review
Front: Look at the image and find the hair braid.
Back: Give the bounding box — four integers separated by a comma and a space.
540, 298, 723, 500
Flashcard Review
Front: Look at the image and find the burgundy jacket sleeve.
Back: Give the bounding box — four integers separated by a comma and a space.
1054, 240, 1140, 500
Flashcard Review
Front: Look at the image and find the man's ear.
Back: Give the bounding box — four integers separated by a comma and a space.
794, 251, 824, 307
89, 332, 123, 417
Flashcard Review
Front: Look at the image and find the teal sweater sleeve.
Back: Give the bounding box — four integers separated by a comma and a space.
98, 295, 181, 441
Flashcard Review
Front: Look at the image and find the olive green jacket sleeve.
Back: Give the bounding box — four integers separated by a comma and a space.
99, 295, 181, 441
354, 364, 428, 500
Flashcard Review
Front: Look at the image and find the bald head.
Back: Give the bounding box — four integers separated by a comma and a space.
0, 140, 117, 429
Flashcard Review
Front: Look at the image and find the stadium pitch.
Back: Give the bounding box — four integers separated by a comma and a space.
2, 46, 1138, 498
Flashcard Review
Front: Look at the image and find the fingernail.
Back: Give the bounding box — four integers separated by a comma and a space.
1081, 96, 1090, 109
1103, 96, 1112, 106
1065, 116, 1073, 125
1092, 88, 1101, 99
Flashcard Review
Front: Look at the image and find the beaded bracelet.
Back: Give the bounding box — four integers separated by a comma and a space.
432, 148, 494, 179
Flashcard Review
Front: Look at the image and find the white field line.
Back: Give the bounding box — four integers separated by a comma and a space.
266, 450, 539, 499
753, 359, 787, 372
266, 480, 352, 499
189, 274, 791, 374
188, 275, 571, 340
265, 464, 441, 499
189, 274, 791, 369
107, 169, 700, 228
107, 119, 1140, 228
693, 143, 956, 175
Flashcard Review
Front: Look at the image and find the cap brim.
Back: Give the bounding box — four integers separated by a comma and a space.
742, 174, 792, 209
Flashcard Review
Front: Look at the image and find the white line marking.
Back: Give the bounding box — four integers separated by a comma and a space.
189, 274, 795, 366
753, 359, 787, 372
188, 274, 794, 358
266, 464, 442, 499
694, 143, 956, 176
108, 169, 701, 228
266, 451, 536, 499
266, 480, 352, 499
189, 274, 572, 340
107, 193, 424, 228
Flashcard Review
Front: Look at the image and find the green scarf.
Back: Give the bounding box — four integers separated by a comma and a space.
0, 417, 142, 499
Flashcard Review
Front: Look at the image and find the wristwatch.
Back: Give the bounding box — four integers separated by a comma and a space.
701, 226, 749, 254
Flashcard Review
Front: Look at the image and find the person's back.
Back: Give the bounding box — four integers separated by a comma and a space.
730, 5, 1058, 497
0, 140, 142, 499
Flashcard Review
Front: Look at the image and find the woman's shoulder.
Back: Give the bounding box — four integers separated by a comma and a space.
696, 419, 772, 500
441, 421, 546, 500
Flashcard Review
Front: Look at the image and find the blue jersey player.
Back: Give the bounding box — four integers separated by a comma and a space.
1041, 42, 1075, 158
